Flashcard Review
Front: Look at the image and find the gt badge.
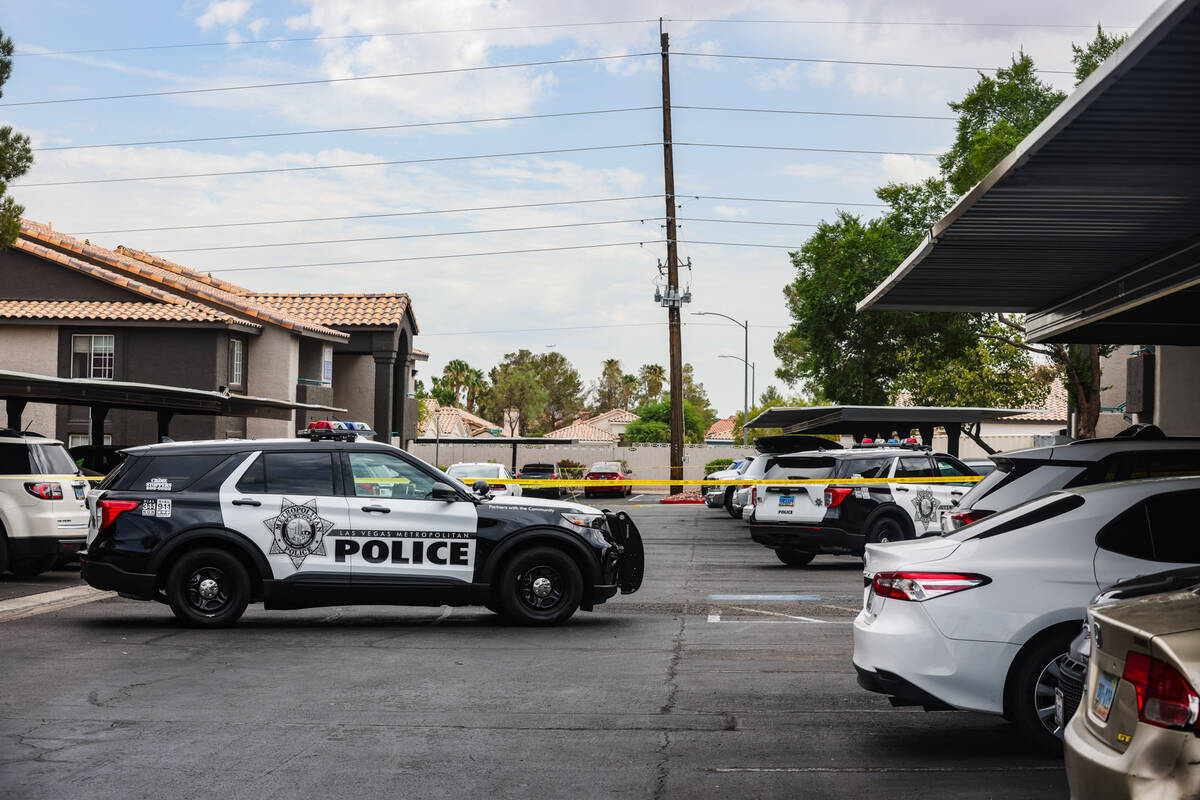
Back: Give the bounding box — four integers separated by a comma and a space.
264, 498, 333, 568
912, 488, 938, 524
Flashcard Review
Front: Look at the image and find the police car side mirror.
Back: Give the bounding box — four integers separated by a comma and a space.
430, 482, 461, 502
471, 479, 491, 497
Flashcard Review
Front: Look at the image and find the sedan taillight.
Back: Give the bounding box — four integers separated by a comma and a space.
1122, 651, 1200, 729
24, 482, 63, 500
872, 571, 990, 602
949, 509, 991, 528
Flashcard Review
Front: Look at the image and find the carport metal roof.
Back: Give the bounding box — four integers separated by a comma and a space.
856, 0, 1200, 344
745, 406, 1033, 435
410, 436, 579, 472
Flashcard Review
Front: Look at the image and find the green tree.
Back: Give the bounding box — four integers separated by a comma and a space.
482, 362, 547, 438
626, 399, 706, 443
680, 363, 716, 427
477, 349, 584, 435
1071, 25, 1129, 85
757, 385, 786, 408
429, 375, 457, 407
938, 52, 1065, 195
637, 363, 667, 405
619, 374, 638, 410
0, 30, 33, 248
594, 358, 624, 410
462, 367, 487, 413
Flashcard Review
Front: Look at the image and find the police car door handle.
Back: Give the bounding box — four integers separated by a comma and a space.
895, 487, 910, 493
361, 505, 391, 513
232, 498, 261, 507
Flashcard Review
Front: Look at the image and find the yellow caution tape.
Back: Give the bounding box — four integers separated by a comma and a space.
449, 476, 983, 486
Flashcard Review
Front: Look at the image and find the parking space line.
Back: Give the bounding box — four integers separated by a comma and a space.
708, 594, 821, 602
710, 766, 1061, 773
730, 605, 827, 623
0, 585, 112, 623
705, 613, 851, 625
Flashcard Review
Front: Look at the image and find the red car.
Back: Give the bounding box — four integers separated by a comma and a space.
583, 462, 632, 498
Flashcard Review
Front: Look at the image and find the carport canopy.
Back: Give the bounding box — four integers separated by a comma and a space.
855, 0, 1200, 345
0, 369, 345, 444
745, 405, 1038, 456
410, 436, 579, 472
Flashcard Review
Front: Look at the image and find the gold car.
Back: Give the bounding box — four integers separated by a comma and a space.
1064, 586, 1200, 799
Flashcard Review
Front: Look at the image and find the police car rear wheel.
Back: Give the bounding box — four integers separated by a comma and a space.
166, 548, 250, 628
867, 516, 907, 545
775, 549, 815, 567
499, 546, 582, 626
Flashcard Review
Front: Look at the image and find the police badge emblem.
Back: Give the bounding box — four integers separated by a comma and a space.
912, 488, 938, 524
264, 498, 334, 568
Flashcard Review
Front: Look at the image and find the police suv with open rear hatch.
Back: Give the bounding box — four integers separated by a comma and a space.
748, 441, 978, 566
81, 421, 643, 628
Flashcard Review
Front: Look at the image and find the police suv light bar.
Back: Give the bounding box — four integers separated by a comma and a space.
299, 420, 375, 441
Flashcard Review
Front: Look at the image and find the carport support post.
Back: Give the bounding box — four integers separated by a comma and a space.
157, 409, 174, 443
88, 404, 109, 447
6, 398, 26, 431
918, 425, 935, 449
511, 441, 519, 474
946, 424, 961, 457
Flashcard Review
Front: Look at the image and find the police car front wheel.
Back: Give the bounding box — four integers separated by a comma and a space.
166, 548, 251, 628
497, 546, 582, 626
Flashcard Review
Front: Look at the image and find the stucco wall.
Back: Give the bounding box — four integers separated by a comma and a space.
332, 354, 375, 426
245, 326, 299, 439
0, 325, 58, 435
1155, 346, 1200, 435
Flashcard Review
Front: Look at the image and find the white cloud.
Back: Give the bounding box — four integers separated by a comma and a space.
878, 153, 941, 183
196, 0, 253, 30
712, 205, 747, 218
247, 17, 270, 37
781, 163, 841, 179
749, 62, 800, 91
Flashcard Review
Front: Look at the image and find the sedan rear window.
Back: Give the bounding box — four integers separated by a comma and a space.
952, 493, 1086, 540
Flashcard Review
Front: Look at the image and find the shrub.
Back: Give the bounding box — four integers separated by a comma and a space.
557, 458, 586, 479
704, 458, 734, 473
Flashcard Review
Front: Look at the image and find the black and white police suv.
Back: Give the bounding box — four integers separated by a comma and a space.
747, 442, 978, 566
81, 423, 643, 628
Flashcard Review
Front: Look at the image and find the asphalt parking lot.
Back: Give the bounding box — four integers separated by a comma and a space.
1, 500, 1067, 799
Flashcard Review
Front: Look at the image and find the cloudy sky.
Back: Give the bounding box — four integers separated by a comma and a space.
1, 0, 1160, 417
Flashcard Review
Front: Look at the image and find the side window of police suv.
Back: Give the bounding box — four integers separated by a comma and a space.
123, 454, 229, 492
347, 452, 438, 500
235, 452, 335, 496
836, 457, 893, 480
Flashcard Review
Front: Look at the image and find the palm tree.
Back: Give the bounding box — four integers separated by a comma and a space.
619, 374, 638, 409
463, 368, 487, 413
639, 363, 667, 402
440, 359, 472, 405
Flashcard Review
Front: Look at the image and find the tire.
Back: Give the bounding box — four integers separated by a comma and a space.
0, 534, 9, 576
725, 489, 740, 518
866, 515, 908, 546
8, 553, 58, 577
1010, 630, 1075, 755
583, 490, 593, 499
165, 547, 251, 628
775, 549, 815, 567
496, 546, 582, 626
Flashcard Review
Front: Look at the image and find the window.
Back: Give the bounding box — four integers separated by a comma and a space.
228, 338, 245, 390
0, 445, 32, 475
895, 457, 935, 479
961, 494, 1086, 541
935, 455, 977, 486
71, 334, 115, 379
767, 456, 836, 479
236, 452, 335, 496
348, 452, 440, 499
838, 457, 893, 479
67, 434, 112, 448
134, 454, 227, 492
1097, 504, 1154, 560
1069, 450, 1200, 487
1144, 490, 1200, 563
322, 346, 333, 384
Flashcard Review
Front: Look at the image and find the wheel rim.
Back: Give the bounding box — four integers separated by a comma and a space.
1033, 652, 1068, 737
518, 565, 564, 612
184, 566, 232, 614
877, 521, 900, 543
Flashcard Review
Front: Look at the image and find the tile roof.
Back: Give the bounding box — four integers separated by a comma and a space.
544, 419, 618, 442
251, 293, 415, 331
16, 221, 346, 341
1001, 379, 1069, 423
705, 416, 737, 440
0, 299, 261, 327
589, 408, 640, 425
422, 400, 504, 436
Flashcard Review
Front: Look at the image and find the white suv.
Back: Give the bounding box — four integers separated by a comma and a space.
0, 431, 89, 577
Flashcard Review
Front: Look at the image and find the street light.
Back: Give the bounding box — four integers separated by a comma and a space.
692, 311, 749, 445
719, 355, 755, 416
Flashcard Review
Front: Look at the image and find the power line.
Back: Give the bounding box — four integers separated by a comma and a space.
18, 142, 660, 187
14, 20, 659, 57
670, 51, 1074, 75
665, 17, 1134, 30
22, 140, 939, 187
422, 320, 794, 336
676, 141, 938, 157
678, 240, 804, 249
33, 107, 660, 152
0, 52, 656, 107
65, 194, 876, 236
678, 217, 819, 227
204, 241, 667, 273
676, 104, 952, 121
65, 195, 663, 235
152, 218, 666, 253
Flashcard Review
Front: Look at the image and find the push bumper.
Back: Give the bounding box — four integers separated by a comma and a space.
81, 559, 157, 600
604, 511, 644, 594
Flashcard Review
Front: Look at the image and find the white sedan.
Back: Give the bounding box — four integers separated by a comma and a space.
853, 476, 1200, 753
444, 462, 523, 497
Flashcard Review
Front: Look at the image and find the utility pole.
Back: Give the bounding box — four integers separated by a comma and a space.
660, 22, 684, 495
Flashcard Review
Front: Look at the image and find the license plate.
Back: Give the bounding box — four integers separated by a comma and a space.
779, 495, 794, 507
1054, 688, 1064, 728
74, 484, 86, 500
1093, 670, 1119, 721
